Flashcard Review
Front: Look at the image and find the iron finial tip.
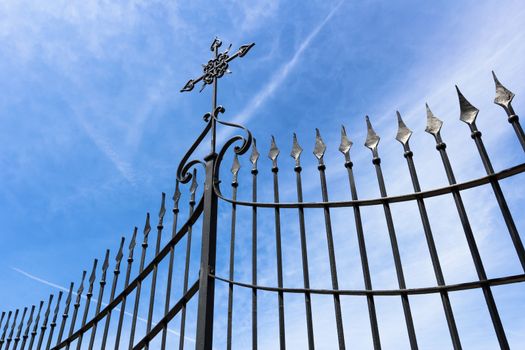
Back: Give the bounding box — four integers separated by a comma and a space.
268, 135, 280, 162
395, 111, 412, 145
425, 103, 443, 137
492, 71, 515, 115
290, 133, 303, 163
339, 124, 353, 156
313, 128, 327, 160
364, 116, 380, 152
250, 138, 260, 167
455, 85, 479, 125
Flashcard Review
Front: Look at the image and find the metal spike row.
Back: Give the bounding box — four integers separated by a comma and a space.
424, 104, 443, 137
290, 133, 303, 166
250, 139, 260, 169
339, 125, 353, 158
268, 136, 280, 167
395, 111, 413, 146
492, 71, 515, 115
159, 192, 166, 221
313, 128, 327, 162
364, 116, 380, 155
455, 86, 479, 125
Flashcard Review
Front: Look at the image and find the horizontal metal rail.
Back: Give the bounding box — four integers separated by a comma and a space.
214, 162, 525, 208
210, 273, 525, 296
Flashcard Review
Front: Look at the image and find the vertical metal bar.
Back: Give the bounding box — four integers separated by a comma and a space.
179, 171, 198, 350
290, 134, 315, 350
250, 141, 259, 350
128, 214, 151, 350
365, 118, 418, 349
396, 113, 461, 349
76, 260, 98, 350
100, 238, 125, 350
313, 129, 346, 350
57, 283, 74, 345
268, 136, 286, 350
67, 271, 86, 350
28, 301, 44, 350
160, 182, 181, 349
46, 292, 63, 350
20, 306, 35, 350
425, 105, 509, 349
0, 313, 5, 344
194, 39, 222, 350
339, 126, 381, 350
36, 295, 53, 350
5, 309, 18, 350
226, 155, 240, 350
0, 311, 11, 350
12, 307, 27, 350
88, 249, 110, 350
456, 87, 525, 271
146, 193, 167, 345
114, 228, 137, 350
492, 71, 525, 151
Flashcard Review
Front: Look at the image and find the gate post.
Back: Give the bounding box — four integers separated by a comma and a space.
195, 152, 218, 350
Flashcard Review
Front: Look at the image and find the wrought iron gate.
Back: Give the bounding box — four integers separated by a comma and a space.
1, 38, 524, 350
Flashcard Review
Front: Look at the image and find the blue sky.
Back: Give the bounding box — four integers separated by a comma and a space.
1, 0, 525, 349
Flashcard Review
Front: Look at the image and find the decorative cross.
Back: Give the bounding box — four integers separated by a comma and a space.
180, 38, 255, 95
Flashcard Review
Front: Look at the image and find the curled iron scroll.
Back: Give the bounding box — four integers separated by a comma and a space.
176, 106, 252, 185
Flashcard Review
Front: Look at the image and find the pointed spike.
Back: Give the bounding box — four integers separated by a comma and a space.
143, 213, 151, 239
395, 111, 413, 145
159, 192, 166, 220
44, 295, 53, 320
102, 249, 110, 272
189, 169, 198, 194
250, 138, 260, 167
77, 271, 87, 295
313, 128, 327, 160
455, 85, 479, 124
53, 292, 63, 318
238, 43, 255, 57
424, 104, 443, 136
115, 237, 125, 265
65, 283, 74, 307
339, 125, 353, 156
364, 116, 380, 152
180, 79, 195, 93
89, 259, 98, 285
17, 307, 27, 336
231, 154, 241, 175
128, 227, 138, 257
492, 71, 515, 115
268, 135, 280, 162
290, 133, 303, 165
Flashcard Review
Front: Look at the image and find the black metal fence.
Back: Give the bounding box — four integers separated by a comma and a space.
1, 40, 524, 350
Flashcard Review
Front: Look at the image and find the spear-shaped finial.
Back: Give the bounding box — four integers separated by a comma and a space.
128, 227, 138, 261
189, 169, 198, 203
158, 192, 167, 223
250, 138, 260, 171
7, 308, 18, 343
64, 282, 74, 315
115, 237, 125, 272
395, 111, 413, 146
455, 86, 479, 125
15, 307, 27, 343
268, 135, 280, 168
492, 71, 515, 115
101, 249, 110, 282
313, 128, 327, 164
231, 154, 241, 185
24, 305, 35, 340
364, 116, 380, 157
76, 271, 87, 304
143, 213, 151, 246
290, 133, 303, 167
52, 292, 63, 324
424, 104, 444, 139
88, 259, 98, 293
0, 311, 9, 342
173, 181, 181, 212
339, 125, 353, 161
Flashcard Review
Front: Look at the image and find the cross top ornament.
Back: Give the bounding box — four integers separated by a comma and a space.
180, 37, 255, 94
